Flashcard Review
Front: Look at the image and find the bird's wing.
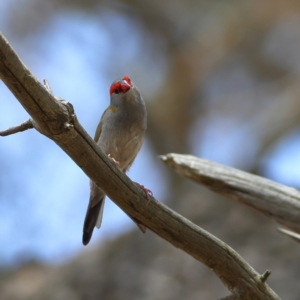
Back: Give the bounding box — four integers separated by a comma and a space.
94, 108, 106, 142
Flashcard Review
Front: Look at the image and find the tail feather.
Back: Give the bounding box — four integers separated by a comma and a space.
82, 197, 105, 246
83, 180, 147, 246
95, 198, 105, 229
129, 215, 147, 233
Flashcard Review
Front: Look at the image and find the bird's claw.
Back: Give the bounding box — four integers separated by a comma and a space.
108, 154, 120, 166
134, 182, 153, 204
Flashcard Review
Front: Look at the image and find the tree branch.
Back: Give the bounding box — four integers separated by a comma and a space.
278, 227, 300, 243
0, 32, 279, 299
0, 119, 33, 136
160, 153, 300, 235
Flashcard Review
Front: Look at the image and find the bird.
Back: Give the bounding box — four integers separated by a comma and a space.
83, 75, 150, 245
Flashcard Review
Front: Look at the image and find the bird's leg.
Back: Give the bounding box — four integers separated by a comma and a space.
107, 154, 120, 167
134, 182, 153, 204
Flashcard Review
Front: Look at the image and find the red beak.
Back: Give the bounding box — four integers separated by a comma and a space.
120, 80, 131, 93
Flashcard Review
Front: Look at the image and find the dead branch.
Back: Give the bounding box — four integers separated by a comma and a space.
160, 153, 300, 235
0, 119, 33, 136
0, 32, 279, 299
278, 227, 300, 243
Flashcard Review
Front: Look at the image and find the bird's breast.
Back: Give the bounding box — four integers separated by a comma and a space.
98, 113, 145, 171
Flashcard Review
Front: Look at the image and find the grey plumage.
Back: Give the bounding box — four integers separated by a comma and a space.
83, 76, 147, 245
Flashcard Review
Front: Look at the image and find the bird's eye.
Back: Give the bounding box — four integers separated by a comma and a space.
114, 89, 119, 94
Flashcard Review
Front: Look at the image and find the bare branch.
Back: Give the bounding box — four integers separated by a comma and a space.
278, 227, 300, 243
0, 119, 33, 136
260, 270, 272, 283
0, 32, 280, 299
160, 153, 300, 235
43, 78, 53, 93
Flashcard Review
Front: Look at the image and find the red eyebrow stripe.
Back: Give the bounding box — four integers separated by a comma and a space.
109, 82, 121, 95
109, 76, 131, 95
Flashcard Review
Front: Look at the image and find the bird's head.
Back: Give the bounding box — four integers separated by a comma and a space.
109, 75, 132, 96
109, 75, 143, 109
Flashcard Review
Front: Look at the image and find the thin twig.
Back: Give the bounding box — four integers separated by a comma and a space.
0, 119, 33, 136
43, 78, 52, 93
260, 270, 272, 283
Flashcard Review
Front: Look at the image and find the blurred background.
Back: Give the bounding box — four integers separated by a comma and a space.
1, 0, 300, 299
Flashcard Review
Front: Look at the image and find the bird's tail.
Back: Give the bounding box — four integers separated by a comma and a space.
82, 181, 105, 246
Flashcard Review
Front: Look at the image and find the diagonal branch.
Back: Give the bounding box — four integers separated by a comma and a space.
278, 227, 300, 243
0, 32, 279, 299
160, 153, 300, 235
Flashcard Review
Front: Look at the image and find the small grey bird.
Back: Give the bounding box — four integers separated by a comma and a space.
83, 75, 149, 245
